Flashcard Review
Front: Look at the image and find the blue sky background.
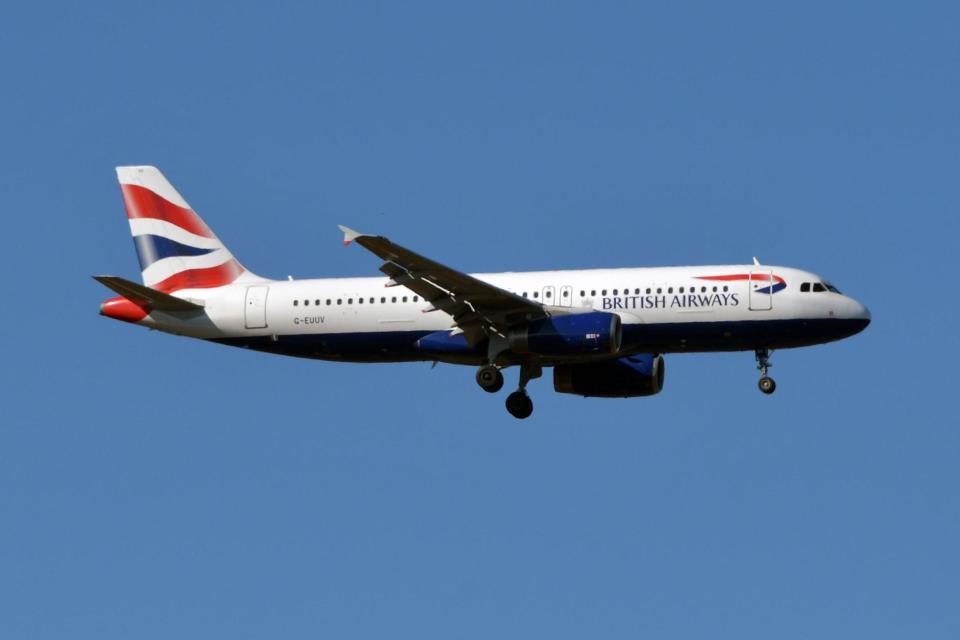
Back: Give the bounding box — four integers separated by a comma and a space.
3, 1, 959, 637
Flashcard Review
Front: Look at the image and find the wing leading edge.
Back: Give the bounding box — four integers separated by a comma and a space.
339, 225, 547, 345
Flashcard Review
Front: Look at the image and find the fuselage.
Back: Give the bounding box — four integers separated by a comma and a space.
123, 264, 871, 364
99, 165, 873, 418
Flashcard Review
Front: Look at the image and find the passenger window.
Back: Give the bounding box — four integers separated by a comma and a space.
591, 290, 596, 296
700, 286, 706, 293
579, 290, 585, 297
358, 298, 363, 304
646, 288, 651, 294
413, 296, 419, 302
602, 289, 607, 296
712, 286, 718, 292
391, 297, 397, 303
380, 297, 386, 303
533, 292, 539, 298
348, 298, 353, 304
813, 283, 826, 292
613, 289, 618, 296
315, 300, 320, 306
523, 292, 528, 298
403, 296, 408, 302
326, 299, 331, 305
545, 291, 551, 298
800, 282, 810, 292
337, 299, 342, 305
679, 287, 684, 294
563, 290, 569, 297
723, 286, 728, 292
656, 288, 662, 294
293, 300, 299, 306
668, 287, 673, 294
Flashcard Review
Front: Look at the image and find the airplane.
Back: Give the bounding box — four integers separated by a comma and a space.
96, 166, 871, 419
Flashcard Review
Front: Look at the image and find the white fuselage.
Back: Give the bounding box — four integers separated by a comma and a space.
136, 264, 870, 364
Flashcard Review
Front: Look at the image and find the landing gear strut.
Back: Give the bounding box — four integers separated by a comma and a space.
755, 348, 776, 394
475, 364, 504, 393
505, 361, 541, 420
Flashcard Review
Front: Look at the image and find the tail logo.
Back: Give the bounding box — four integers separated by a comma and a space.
118, 167, 247, 293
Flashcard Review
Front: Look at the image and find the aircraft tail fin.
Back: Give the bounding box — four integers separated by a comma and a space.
116, 166, 258, 292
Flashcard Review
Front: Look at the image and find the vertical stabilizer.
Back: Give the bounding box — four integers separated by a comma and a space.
117, 166, 257, 292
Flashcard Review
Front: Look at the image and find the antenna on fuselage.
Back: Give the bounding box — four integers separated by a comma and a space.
752, 256, 761, 266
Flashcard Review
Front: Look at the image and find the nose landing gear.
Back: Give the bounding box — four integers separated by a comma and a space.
755, 348, 776, 394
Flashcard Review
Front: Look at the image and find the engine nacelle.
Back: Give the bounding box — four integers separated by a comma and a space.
510, 312, 622, 357
554, 354, 665, 397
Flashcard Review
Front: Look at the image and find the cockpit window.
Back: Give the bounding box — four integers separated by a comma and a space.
812, 282, 826, 292
800, 282, 810, 292
824, 281, 841, 293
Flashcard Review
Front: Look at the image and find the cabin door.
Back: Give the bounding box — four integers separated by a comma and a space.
748, 270, 773, 311
244, 285, 269, 329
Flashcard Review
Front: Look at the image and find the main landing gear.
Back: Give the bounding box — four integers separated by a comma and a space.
474, 362, 540, 419
755, 348, 776, 395
475, 364, 504, 393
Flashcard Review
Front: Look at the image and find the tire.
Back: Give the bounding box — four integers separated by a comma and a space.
758, 376, 777, 394
506, 391, 533, 419
476, 365, 504, 393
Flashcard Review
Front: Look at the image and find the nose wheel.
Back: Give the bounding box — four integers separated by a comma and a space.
755, 349, 776, 395
758, 376, 776, 394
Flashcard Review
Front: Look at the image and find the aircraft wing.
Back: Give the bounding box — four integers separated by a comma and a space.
339, 225, 547, 345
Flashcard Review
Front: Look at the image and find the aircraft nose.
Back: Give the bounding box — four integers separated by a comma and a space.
849, 298, 871, 333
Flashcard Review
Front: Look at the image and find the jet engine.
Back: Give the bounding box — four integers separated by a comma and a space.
554, 353, 665, 397
509, 312, 622, 357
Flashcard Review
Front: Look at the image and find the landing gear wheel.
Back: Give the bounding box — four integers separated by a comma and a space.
754, 349, 776, 395
758, 376, 777, 394
476, 365, 504, 393
505, 391, 534, 419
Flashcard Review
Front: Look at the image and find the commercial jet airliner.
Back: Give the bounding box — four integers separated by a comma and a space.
96, 166, 871, 419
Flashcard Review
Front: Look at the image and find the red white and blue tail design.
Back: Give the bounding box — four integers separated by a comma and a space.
117, 166, 258, 292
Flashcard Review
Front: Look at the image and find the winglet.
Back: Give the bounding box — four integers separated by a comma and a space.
339, 225, 364, 247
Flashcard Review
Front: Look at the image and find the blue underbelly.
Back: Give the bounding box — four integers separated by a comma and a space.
210, 317, 868, 362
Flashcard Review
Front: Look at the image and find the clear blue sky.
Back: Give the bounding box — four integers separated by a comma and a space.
3, 2, 958, 637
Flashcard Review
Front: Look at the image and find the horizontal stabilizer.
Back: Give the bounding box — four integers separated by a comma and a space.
92, 275, 205, 311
